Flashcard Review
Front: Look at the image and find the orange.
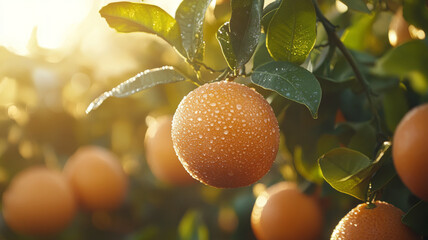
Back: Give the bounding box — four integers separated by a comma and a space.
171, 81, 279, 188
393, 103, 428, 201
2, 167, 76, 236
64, 146, 128, 211
331, 201, 421, 239
251, 182, 323, 240
145, 115, 195, 185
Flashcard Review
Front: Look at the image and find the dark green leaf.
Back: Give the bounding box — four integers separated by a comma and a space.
403, 0, 428, 32
339, 0, 370, 13
261, 0, 280, 32
347, 121, 377, 158
175, 0, 212, 61
371, 160, 396, 192
382, 85, 409, 132
229, 0, 264, 68
252, 61, 321, 118
253, 34, 274, 69
178, 210, 209, 240
86, 66, 187, 113
216, 22, 237, 69
374, 40, 428, 77
402, 201, 428, 235
262, 0, 280, 15
319, 148, 372, 200
99, 2, 184, 54
266, 0, 316, 64
261, 9, 276, 32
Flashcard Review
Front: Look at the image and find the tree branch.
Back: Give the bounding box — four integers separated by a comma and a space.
312, 0, 383, 137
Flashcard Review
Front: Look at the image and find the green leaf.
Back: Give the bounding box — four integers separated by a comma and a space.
216, 22, 237, 69
261, 0, 280, 31
402, 201, 428, 236
100, 2, 184, 54
318, 148, 373, 200
294, 146, 323, 184
178, 210, 209, 240
86, 66, 187, 113
266, 0, 316, 64
341, 14, 375, 51
347, 121, 377, 158
175, 0, 212, 61
339, 0, 370, 13
253, 34, 274, 69
229, 0, 264, 68
251, 61, 322, 118
403, 0, 428, 32
382, 85, 409, 132
374, 40, 428, 77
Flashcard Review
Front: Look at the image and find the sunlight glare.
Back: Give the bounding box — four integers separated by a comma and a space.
0, 0, 92, 55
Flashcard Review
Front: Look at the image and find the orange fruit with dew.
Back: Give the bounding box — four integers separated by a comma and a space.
172, 81, 279, 188
393, 103, 428, 201
64, 146, 128, 211
2, 167, 76, 236
145, 115, 195, 185
331, 201, 421, 240
251, 182, 323, 240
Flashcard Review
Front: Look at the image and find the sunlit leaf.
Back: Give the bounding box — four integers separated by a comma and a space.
216, 22, 237, 69
229, 0, 264, 68
319, 148, 372, 200
294, 145, 324, 184
100, 2, 184, 54
252, 61, 321, 118
339, 0, 370, 13
341, 14, 375, 51
402, 201, 428, 235
319, 142, 391, 200
175, 0, 212, 61
266, 0, 316, 64
86, 66, 187, 113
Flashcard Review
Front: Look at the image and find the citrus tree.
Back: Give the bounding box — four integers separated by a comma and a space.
82, 0, 428, 238
1, 0, 428, 239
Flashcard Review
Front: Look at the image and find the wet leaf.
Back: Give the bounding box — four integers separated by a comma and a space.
86, 66, 187, 113
266, 0, 316, 64
339, 0, 370, 13
175, 0, 212, 61
216, 22, 237, 69
229, 0, 264, 68
100, 2, 184, 54
251, 61, 321, 118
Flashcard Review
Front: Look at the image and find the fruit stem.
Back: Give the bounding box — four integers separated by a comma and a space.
312, 0, 383, 136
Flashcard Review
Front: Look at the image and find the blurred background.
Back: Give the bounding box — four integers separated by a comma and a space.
0, 0, 423, 239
